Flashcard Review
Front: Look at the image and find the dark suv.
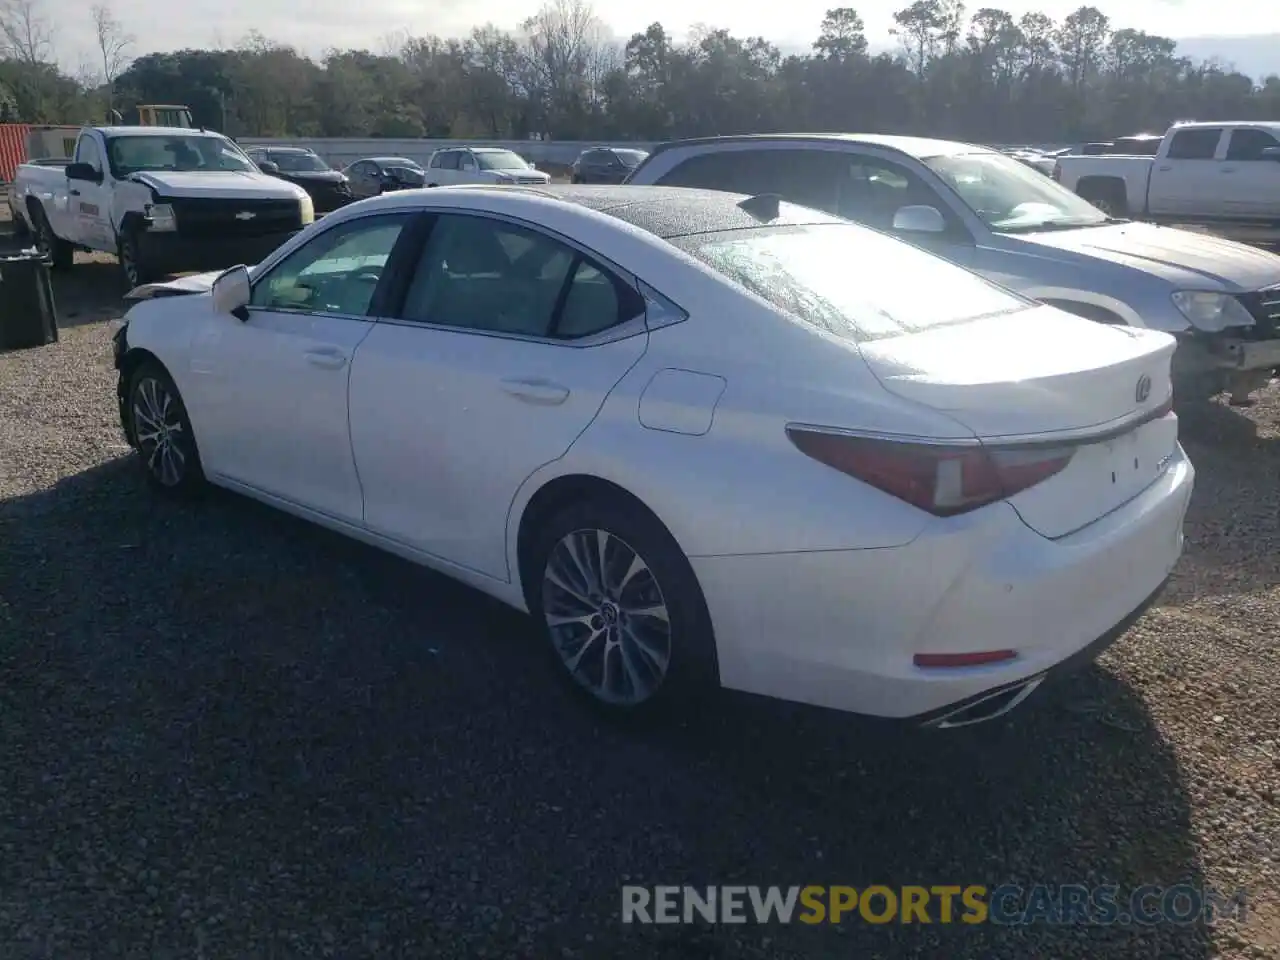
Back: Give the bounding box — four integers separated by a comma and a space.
569, 147, 650, 184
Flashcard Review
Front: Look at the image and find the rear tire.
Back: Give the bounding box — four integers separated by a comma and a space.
527, 497, 717, 719
126, 360, 205, 496
1076, 178, 1129, 218
32, 205, 74, 270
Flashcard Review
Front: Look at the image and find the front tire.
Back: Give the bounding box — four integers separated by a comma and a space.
127, 361, 205, 495
118, 231, 159, 289
528, 498, 717, 716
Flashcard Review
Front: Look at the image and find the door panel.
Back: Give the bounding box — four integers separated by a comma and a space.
349, 212, 648, 580
186, 212, 415, 522
1147, 128, 1224, 217
1222, 128, 1280, 218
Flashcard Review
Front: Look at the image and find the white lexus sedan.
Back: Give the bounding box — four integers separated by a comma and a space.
111, 184, 1194, 727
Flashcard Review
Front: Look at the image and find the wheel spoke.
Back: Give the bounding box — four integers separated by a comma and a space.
542, 527, 672, 707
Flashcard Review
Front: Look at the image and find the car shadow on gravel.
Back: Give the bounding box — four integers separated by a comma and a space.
0, 458, 1212, 960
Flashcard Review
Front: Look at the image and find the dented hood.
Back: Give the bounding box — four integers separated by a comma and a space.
124, 271, 222, 301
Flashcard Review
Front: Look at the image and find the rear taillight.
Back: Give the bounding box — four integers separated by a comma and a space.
786, 428, 1075, 517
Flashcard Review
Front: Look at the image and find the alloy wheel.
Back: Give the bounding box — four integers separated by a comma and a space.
132, 376, 187, 487
541, 528, 673, 706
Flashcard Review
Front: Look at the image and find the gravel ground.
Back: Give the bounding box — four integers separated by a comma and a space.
1, 214, 1279, 959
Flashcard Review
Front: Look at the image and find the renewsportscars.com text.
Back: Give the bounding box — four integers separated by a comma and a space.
621, 884, 1248, 926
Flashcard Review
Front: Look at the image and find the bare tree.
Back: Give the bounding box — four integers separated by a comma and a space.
0, 0, 55, 64
92, 3, 134, 90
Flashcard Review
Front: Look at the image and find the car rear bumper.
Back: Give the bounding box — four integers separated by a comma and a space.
690, 445, 1194, 722
136, 230, 298, 275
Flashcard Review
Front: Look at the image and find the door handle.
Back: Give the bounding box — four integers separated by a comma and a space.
69, 189, 80, 196
1157, 165, 1172, 172
1221, 167, 1237, 174
304, 347, 348, 370
500, 377, 570, 405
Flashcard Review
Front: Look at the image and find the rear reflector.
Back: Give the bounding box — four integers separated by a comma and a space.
786, 428, 1075, 517
914, 650, 1017, 668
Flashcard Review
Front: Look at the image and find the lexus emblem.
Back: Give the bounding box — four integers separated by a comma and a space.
1135, 374, 1152, 403
235, 211, 256, 220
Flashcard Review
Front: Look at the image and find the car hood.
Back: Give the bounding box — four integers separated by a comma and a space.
128, 170, 308, 201
1008, 221, 1280, 292
125, 270, 221, 301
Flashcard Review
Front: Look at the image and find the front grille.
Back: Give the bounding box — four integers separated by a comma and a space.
170, 197, 303, 239
513, 175, 546, 184
1238, 284, 1280, 338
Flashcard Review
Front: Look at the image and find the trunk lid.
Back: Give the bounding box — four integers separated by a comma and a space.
859, 304, 1180, 538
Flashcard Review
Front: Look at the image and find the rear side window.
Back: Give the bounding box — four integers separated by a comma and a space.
672, 223, 1028, 343
1166, 129, 1222, 160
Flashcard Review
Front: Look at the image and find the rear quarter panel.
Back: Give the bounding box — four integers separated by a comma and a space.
14, 164, 73, 236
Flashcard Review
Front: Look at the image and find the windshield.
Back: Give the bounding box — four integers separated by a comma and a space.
382, 157, 423, 171
107, 135, 257, 176
475, 151, 531, 171
270, 152, 330, 172
923, 151, 1109, 232
673, 223, 1028, 343
614, 149, 648, 166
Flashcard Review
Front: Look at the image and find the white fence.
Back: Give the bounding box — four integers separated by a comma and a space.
236, 138, 659, 170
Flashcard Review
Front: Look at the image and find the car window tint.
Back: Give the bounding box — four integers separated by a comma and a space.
400, 215, 576, 336
251, 214, 411, 316
555, 261, 624, 338
435, 152, 459, 170
1225, 129, 1280, 161
836, 158, 939, 229
1166, 128, 1221, 160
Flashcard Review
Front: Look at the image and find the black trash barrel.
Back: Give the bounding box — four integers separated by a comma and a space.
0, 249, 59, 349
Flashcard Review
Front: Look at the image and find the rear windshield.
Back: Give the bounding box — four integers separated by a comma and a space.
670, 224, 1029, 342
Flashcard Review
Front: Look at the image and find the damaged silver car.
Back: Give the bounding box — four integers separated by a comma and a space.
625, 133, 1280, 404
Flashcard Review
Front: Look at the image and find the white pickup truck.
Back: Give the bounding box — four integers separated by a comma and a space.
1053, 121, 1280, 232
10, 125, 315, 288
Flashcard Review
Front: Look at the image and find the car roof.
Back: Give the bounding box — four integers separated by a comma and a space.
259, 146, 315, 154
346, 184, 846, 240
98, 126, 224, 138
370, 156, 417, 164
650, 133, 992, 160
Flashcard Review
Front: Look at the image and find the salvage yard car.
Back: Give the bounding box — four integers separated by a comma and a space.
424, 146, 551, 187
10, 125, 315, 287
1052, 121, 1280, 226
244, 145, 354, 214
111, 185, 1193, 727
625, 133, 1280, 403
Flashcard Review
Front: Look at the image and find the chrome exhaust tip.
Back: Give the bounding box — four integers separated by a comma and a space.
930, 675, 1047, 730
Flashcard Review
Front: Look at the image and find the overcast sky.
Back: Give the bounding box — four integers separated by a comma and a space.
42, 0, 1267, 75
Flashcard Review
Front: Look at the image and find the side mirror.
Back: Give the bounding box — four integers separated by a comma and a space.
892, 204, 947, 234
211, 265, 251, 320
1261, 147, 1280, 163
66, 162, 101, 183
257, 160, 280, 175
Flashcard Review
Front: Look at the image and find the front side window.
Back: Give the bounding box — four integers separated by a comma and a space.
251, 214, 412, 316
672, 223, 1029, 343
434, 151, 459, 170
74, 136, 103, 172
1166, 128, 1223, 160
106, 134, 257, 176
923, 151, 1109, 231
400, 214, 635, 339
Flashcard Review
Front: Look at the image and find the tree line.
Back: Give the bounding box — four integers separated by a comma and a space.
2, 0, 1279, 145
